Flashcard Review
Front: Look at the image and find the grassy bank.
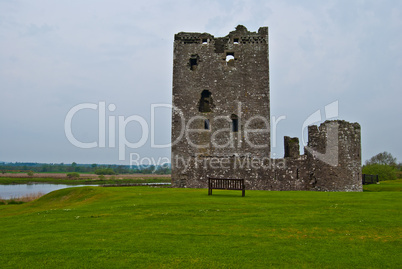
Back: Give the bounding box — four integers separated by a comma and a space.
0, 182, 400, 268
363, 178, 402, 192
0, 192, 44, 205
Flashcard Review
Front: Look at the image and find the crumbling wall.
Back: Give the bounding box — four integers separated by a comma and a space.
305, 120, 362, 192
284, 136, 300, 158
171, 26, 362, 192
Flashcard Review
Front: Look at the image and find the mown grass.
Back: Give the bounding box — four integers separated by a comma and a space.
0, 176, 170, 185
0, 182, 400, 268
363, 178, 402, 192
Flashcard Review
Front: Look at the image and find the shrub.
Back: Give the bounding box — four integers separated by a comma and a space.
362, 164, 397, 181
7, 200, 24, 205
66, 172, 80, 179
98, 175, 105, 180
94, 168, 115, 175
27, 171, 34, 177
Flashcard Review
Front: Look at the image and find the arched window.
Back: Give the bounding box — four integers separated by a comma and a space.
199, 90, 213, 112
226, 52, 235, 66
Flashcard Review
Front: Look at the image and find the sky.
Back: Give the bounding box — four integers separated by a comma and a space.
0, 0, 401, 165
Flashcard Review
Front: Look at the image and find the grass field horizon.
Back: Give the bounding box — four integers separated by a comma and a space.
0, 180, 401, 268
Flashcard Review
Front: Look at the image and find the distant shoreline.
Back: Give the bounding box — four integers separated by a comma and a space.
0, 173, 171, 185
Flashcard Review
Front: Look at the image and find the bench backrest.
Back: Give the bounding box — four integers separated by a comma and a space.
208, 178, 244, 190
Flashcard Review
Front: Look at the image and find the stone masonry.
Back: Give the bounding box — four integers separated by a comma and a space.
171, 25, 362, 192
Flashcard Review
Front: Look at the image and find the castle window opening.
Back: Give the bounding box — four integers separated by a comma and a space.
234, 38, 239, 44
199, 90, 213, 112
190, 55, 198, 70
231, 114, 239, 132
204, 119, 210, 130
202, 39, 208, 44
226, 52, 235, 63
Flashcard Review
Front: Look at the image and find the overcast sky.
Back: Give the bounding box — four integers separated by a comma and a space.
0, 0, 401, 165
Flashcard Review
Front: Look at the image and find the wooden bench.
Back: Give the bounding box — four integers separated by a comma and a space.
208, 177, 245, 197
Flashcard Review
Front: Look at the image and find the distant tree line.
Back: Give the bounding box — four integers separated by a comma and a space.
362, 152, 401, 181
0, 162, 171, 175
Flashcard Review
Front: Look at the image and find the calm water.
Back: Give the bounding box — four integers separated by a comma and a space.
0, 184, 96, 200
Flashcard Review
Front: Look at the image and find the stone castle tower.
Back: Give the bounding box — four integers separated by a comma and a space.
171, 25, 362, 192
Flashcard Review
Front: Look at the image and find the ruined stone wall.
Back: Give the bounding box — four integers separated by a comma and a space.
305, 120, 362, 192
171, 26, 362, 192
269, 121, 362, 192
284, 136, 300, 158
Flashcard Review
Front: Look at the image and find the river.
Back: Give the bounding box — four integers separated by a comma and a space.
0, 184, 96, 200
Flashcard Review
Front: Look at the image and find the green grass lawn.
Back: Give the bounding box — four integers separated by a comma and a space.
363, 178, 402, 192
0, 181, 400, 268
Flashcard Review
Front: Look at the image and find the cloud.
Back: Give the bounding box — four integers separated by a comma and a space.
20, 23, 54, 37
0, 0, 401, 163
